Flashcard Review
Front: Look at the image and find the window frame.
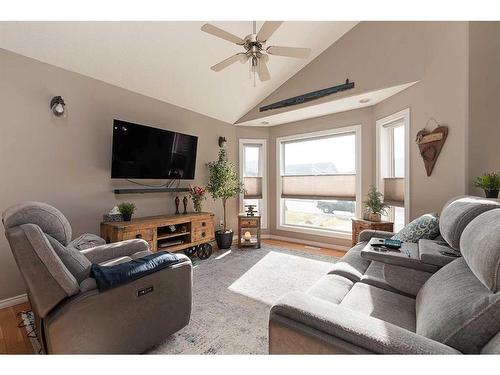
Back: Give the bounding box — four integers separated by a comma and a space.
239, 138, 268, 229
376, 108, 411, 226
276, 125, 362, 239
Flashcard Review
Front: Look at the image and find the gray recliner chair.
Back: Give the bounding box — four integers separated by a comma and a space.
269, 196, 500, 354
2, 202, 192, 354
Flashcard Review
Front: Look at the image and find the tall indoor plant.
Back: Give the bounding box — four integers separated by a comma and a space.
207, 146, 245, 249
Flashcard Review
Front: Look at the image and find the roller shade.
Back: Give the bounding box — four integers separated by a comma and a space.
384, 177, 405, 207
244, 177, 262, 199
281, 174, 356, 200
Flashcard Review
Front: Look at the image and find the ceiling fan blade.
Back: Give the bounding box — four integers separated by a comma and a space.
267, 46, 311, 58
210, 54, 245, 72
258, 57, 271, 82
201, 23, 244, 45
257, 21, 283, 42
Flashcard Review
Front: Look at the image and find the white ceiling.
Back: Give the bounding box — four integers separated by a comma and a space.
236, 82, 419, 127
0, 21, 357, 124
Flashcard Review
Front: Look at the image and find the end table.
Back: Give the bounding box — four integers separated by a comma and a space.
351, 218, 394, 246
238, 215, 261, 249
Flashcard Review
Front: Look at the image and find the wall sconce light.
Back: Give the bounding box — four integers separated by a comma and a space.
218, 136, 227, 148
50, 96, 66, 117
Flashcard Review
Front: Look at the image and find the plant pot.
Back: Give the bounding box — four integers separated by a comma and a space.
368, 213, 381, 222
215, 229, 233, 249
122, 213, 132, 221
484, 189, 499, 198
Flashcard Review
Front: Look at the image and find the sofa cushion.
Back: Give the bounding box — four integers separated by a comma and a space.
439, 195, 500, 251
391, 213, 439, 243
340, 283, 416, 332
46, 234, 92, 284
460, 210, 500, 292
363, 262, 432, 297
416, 258, 500, 353
307, 274, 354, 304
3, 201, 72, 245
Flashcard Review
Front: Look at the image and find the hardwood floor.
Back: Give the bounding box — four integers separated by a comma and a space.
0, 239, 345, 354
262, 239, 346, 258
0, 301, 34, 354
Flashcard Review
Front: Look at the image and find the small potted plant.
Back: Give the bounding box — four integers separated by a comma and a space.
207, 147, 245, 249
474, 172, 500, 198
189, 185, 207, 213
364, 185, 389, 222
118, 202, 136, 221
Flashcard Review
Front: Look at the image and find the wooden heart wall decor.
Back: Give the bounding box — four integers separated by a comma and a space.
416, 120, 448, 177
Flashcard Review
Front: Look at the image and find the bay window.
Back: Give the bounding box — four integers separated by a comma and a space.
277, 126, 361, 236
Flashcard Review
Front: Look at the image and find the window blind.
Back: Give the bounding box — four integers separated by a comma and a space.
383, 177, 405, 207
281, 174, 356, 200
243, 176, 263, 199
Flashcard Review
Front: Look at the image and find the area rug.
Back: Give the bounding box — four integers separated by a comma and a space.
20, 244, 338, 354
149, 244, 338, 354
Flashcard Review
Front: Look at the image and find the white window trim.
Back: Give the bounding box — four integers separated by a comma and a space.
376, 108, 411, 224
239, 138, 268, 229
275, 125, 362, 239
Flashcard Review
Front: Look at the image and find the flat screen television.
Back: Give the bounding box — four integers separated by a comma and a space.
111, 119, 198, 179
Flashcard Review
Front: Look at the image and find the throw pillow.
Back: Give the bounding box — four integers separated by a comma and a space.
391, 213, 440, 243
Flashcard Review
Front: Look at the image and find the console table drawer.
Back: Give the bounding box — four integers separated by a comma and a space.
192, 219, 212, 231
122, 229, 154, 241
192, 228, 213, 242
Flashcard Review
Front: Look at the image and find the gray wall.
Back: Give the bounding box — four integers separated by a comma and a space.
468, 22, 500, 195
0, 48, 238, 301
237, 22, 470, 248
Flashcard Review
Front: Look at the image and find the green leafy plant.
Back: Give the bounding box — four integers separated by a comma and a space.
474, 172, 500, 190
364, 185, 389, 215
206, 147, 244, 232
118, 202, 136, 216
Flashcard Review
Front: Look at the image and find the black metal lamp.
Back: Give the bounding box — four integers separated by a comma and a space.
50, 96, 66, 117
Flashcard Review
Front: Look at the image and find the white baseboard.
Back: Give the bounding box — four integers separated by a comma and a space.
0, 293, 28, 309
267, 235, 349, 252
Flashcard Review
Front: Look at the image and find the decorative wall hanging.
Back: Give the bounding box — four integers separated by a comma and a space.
416, 118, 448, 177
259, 79, 355, 112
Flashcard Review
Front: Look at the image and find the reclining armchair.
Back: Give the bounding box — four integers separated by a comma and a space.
2, 202, 192, 354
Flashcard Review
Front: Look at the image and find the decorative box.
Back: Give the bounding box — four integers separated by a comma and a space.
103, 213, 123, 222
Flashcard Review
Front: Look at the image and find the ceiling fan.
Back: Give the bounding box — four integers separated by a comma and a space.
201, 21, 311, 83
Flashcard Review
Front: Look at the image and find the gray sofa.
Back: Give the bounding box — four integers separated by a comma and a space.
2, 202, 192, 354
269, 196, 500, 354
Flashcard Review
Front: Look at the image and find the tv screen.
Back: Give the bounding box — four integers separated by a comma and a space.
111, 120, 198, 179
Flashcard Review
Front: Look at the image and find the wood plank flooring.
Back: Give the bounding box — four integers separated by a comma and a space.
0, 239, 345, 354
0, 301, 34, 354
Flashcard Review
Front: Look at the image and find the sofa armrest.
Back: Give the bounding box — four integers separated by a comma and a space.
80, 239, 150, 263
270, 292, 460, 354
358, 229, 395, 243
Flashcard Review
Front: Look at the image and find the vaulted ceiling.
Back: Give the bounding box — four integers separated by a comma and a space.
0, 21, 357, 124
